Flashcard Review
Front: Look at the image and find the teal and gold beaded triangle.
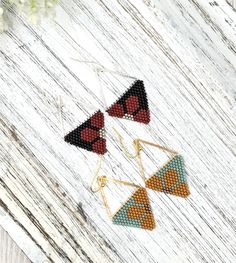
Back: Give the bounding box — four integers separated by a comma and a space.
146, 155, 190, 198
112, 188, 155, 230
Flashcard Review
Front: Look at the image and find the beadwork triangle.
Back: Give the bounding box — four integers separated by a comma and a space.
145, 155, 190, 198
64, 111, 107, 155
112, 188, 156, 230
106, 80, 150, 124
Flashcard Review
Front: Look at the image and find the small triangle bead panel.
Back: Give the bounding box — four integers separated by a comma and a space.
112, 188, 156, 230
106, 80, 150, 124
145, 155, 190, 198
64, 111, 107, 155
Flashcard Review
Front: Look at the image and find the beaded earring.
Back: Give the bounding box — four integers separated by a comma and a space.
134, 139, 190, 198
64, 110, 107, 155
113, 129, 190, 198
91, 158, 156, 230
58, 96, 107, 155
71, 60, 151, 124
106, 80, 150, 124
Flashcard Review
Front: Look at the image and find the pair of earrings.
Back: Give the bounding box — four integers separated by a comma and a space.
91, 134, 190, 231
64, 77, 150, 155
61, 64, 190, 230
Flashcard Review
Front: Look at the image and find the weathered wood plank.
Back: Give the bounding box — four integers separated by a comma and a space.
227, 0, 236, 10
0, 226, 31, 263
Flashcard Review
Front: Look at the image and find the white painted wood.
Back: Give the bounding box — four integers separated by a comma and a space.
227, 0, 236, 10
0, 226, 31, 263
0, 0, 236, 263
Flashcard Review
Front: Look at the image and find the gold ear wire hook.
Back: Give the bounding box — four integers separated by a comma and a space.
133, 139, 142, 154
91, 173, 113, 218
133, 139, 179, 182
98, 176, 107, 188
98, 176, 141, 219
134, 139, 146, 182
113, 128, 141, 159
90, 154, 141, 219
90, 156, 105, 192
90, 175, 107, 193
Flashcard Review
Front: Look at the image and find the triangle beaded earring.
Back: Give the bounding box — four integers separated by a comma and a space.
134, 139, 190, 198
90, 157, 156, 230
113, 129, 190, 198
71, 59, 151, 124
64, 110, 107, 155
94, 67, 150, 124
106, 79, 150, 124
58, 95, 107, 155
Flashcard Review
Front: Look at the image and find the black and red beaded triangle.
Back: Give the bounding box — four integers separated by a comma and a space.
64, 111, 107, 155
106, 80, 150, 124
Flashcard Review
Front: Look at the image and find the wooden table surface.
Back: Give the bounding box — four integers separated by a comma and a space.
0, 226, 31, 263
0, 1, 236, 263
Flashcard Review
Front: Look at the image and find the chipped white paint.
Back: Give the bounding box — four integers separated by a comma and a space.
227, 0, 236, 9
0, 0, 236, 263
0, 226, 31, 263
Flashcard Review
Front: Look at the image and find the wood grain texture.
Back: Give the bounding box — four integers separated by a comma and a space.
0, 226, 31, 263
0, 0, 236, 263
227, 0, 236, 10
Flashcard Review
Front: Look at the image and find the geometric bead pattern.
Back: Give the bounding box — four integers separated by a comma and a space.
106, 80, 150, 124
145, 155, 190, 198
64, 111, 107, 155
112, 188, 156, 230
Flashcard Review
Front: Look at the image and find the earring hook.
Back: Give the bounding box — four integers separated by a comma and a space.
70, 58, 137, 80
70, 59, 138, 110
90, 156, 105, 192
96, 67, 137, 80
57, 95, 65, 136
112, 127, 141, 159
90, 153, 141, 219
57, 94, 99, 137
